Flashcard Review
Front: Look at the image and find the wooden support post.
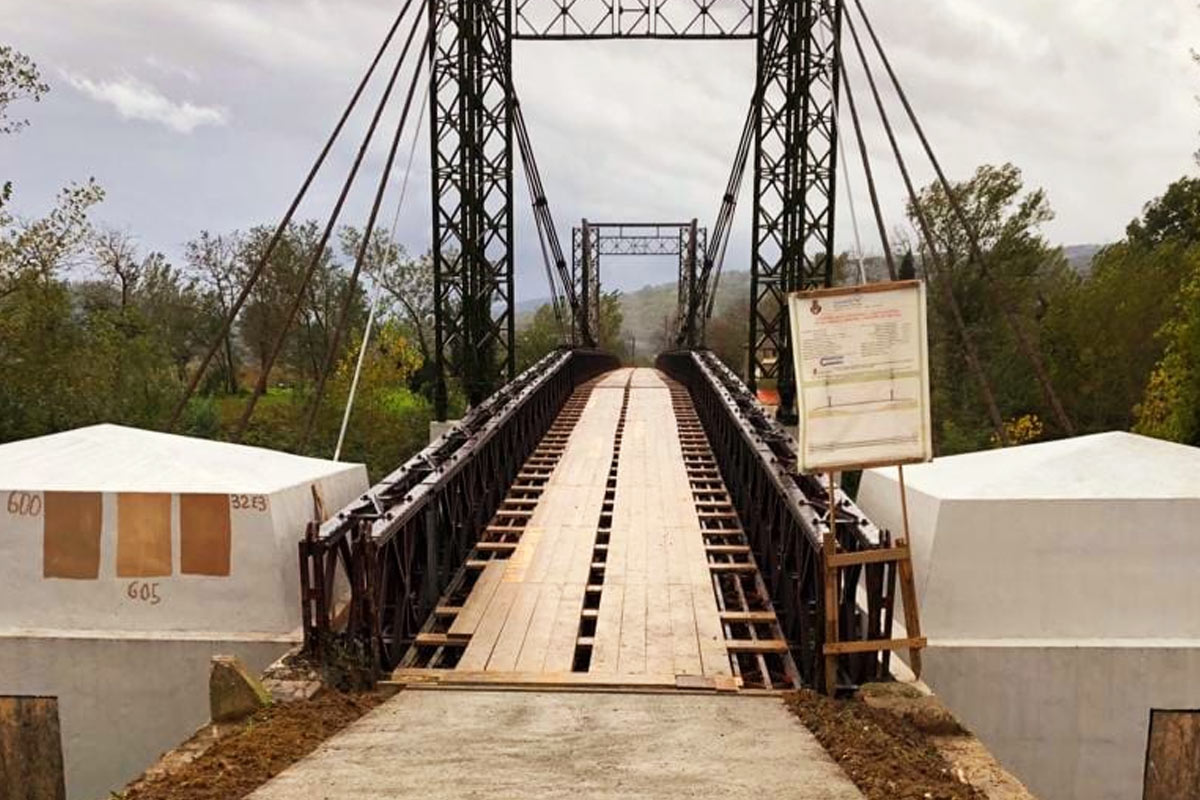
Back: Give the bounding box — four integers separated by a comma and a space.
820, 465, 928, 689
823, 472, 839, 696
0, 696, 67, 800
896, 465, 924, 678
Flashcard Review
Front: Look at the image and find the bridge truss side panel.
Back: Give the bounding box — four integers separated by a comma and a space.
750, 0, 842, 417
431, 0, 516, 418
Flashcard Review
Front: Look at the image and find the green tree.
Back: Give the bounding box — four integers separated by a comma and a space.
1127, 176, 1200, 249
0, 45, 48, 136
516, 303, 566, 372
185, 230, 245, 393
0, 180, 105, 298
1134, 259, 1200, 444
1, 44, 50, 212
910, 163, 1073, 452
596, 290, 626, 358
236, 221, 349, 386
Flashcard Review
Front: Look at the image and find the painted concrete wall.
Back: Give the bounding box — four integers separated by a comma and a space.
918, 498, 1200, 640
859, 450, 1200, 800
922, 645, 1200, 800
0, 471, 365, 634
0, 633, 294, 800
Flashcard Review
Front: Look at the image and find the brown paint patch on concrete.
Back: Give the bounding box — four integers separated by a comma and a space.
43, 491, 102, 580
117, 493, 172, 577
181, 494, 231, 577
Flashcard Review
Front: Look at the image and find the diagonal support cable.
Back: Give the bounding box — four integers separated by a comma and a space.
479, 5, 577, 343
682, 11, 785, 346
840, 10, 1008, 444
233, 0, 429, 439
301, 34, 432, 448
848, 0, 1074, 436
167, 0, 421, 429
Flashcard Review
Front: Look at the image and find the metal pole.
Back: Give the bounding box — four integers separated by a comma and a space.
334, 284, 383, 462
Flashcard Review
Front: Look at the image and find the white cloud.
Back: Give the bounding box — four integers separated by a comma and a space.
143, 56, 200, 85
62, 71, 228, 134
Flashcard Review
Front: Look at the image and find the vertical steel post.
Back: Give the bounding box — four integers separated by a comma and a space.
751, 0, 842, 420
430, 0, 515, 418
579, 219, 593, 347
685, 219, 699, 347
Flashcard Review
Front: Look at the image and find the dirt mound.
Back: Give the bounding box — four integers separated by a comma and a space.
118, 689, 393, 800
785, 689, 986, 800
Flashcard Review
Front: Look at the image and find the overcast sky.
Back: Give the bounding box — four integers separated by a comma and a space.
4, 0, 1199, 297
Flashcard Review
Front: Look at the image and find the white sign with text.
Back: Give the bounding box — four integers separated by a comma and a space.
788, 280, 932, 472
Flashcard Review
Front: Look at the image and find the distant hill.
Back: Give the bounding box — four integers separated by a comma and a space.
516, 271, 753, 358
517, 245, 1108, 357
1063, 244, 1105, 276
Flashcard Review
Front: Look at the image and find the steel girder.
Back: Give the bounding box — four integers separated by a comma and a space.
430, 0, 515, 419
750, 0, 843, 419
657, 349, 896, 690
301, 349, 619, 672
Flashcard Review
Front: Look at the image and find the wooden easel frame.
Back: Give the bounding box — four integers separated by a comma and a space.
822, 466, 925, 695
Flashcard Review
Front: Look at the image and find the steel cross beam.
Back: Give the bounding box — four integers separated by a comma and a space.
512, 0, 757, 38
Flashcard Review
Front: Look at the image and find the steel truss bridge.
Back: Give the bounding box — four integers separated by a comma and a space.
168, 0, 1028, 692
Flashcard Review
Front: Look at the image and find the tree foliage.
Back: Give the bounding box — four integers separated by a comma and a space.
5, 59, 1200, 482
0, 44, 48, 136
905, 164, 1072, 451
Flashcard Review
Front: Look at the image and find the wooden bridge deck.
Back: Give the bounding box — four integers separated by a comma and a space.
394, 368, 795, 692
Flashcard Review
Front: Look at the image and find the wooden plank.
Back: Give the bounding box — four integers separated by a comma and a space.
822, 637, 927, 655
669, 583, 702, 675
449, 560, 505, 636
515, 583, 563, 673
694, 584, 732, 676
708, 562, 758, 573
542, 584, 585, 673
501, 526, 543, 583
390, 669, 678, 690
617, 583, 647, 674
456, 581, 518, 671
720, 611, 778, 624
644, 583, 674, 675
823, 473, 839, 696
414, 633, 470, 647
1144, 710, 1200, 800
896, 542, 925, 679
0, 696, 66, 800
474, 541, 519, 552
705, 544, 752, 555
725, 640, 790, 654
589, 583, 625, 674
486, 582, 542, 672
828, 546, 911, 568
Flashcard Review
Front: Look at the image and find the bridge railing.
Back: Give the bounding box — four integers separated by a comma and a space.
300, 348, 619, 674
657, 349, 899, 689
